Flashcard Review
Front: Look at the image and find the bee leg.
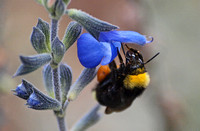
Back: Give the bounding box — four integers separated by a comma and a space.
109, 60, 118, 84
105, 107, 114, 114
109, 60, 117, 69
117, 48, 125, 73
117, 48, 123, 64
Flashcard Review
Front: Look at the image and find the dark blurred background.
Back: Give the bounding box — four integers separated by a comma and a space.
0, 0, 200, 130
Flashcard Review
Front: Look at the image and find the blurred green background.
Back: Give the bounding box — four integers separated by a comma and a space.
0, 0, 200, 130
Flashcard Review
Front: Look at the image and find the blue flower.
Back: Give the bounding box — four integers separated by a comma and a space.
27, 93, 41, 107
77, 30, 153, 68
26, 92, 61, 110
13, 82, 33, 100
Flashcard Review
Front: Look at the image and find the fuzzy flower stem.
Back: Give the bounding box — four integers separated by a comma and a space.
52, 68, 61, 102
51, 18, 67, 131
53, 64, 67, 131
63, 99, 69, 111
51, 19, 58, 42
57, 117, 67, 131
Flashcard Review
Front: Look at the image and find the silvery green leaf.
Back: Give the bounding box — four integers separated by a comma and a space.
62, 21, 82, 51
43, 64, 54, 98
36, 18, 51, 51
14, 53, 52, 77
67, 68, 96, 101
52, 37, 65, 65
35, 0, 43, 5
60, 63, 72, 104
70, 104, 101, 131
66, 9, 119, 40
31, 27, 49, 53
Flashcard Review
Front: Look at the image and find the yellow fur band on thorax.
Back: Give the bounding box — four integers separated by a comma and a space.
123, 72, 150, 90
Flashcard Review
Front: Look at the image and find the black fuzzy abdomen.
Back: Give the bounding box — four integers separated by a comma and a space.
95, 74, 145, 113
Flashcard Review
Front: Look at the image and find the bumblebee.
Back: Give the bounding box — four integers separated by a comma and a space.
94, 45, 159, 114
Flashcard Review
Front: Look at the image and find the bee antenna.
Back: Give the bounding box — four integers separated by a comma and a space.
144, 52, 160, 64
125, 44, 131, 50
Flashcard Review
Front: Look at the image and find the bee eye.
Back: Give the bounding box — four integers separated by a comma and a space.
126, 51, 132, 58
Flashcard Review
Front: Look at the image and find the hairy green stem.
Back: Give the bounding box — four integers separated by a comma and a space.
51, 19, 58, 41
57, 117, 67, 131
51, 18, 67, 131
52, 68, 61, 101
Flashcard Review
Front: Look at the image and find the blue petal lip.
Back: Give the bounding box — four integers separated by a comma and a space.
77, 30, 152, 68
101, 42, 118, 65
99, 31, 148, 45
27, 93, 41, 106
77, 33, 104, 68
14, 83, 30, 100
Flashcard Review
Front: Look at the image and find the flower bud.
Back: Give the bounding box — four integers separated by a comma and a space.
55, 0, 65, 20
67, 68, 96, 101
44, 0, 65, 20
51, 37, 65, 65
36, 18, 51, 51
31, 27, 49, 53
43, 64, 54, 98
12, 79, 33, 100
27, 91, 61, 111
62, 21, 82, 51
14, 53, 52, 77
60, 63, 72, 104
66, 9, 118, 40
13, 79, 61, 111
62, 0, 71, 6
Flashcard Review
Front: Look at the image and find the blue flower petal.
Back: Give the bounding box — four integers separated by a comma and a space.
101, 42, 118, 65
99, 31, 148, 45
14, 83, 30, 100
77, 33, 104, 68
112, 41, 121, 49
27, 93, 41, 106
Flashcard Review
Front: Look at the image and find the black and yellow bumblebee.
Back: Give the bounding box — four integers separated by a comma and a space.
94, 44, 159, 114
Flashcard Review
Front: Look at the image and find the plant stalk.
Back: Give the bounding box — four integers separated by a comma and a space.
52, 68, 61, 101
51, 19, 58, 41
57, 117, 67, 131
51, 18, 67, 131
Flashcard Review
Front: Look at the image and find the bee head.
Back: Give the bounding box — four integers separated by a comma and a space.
125, 48, 144, 68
